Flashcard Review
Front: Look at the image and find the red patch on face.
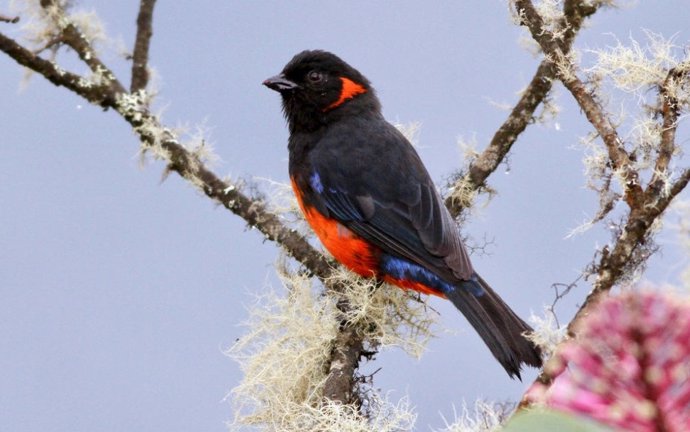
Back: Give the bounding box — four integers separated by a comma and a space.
324, 77, 367, 111
291, 178, 378, 277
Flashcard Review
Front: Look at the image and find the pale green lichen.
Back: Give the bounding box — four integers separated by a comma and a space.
394, 121, 422, 148
434, 400, 515, 432
570, 32, 689, 239
586, 31, 680, 95
328, 267, 436, 359
226, 266, 420, 431
10, 0, 105, 51
528, 306, 567, 358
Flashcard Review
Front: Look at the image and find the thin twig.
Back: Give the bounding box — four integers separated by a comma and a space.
38, 0, 126, 95
648, 61, 690, 196
60, 22, 126, 95
0, 13, 19, 23
0, 32, 116, 106
131, 0, 157, 92
547, 274, 583, 328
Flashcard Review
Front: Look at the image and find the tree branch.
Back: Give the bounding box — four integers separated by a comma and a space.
526, 168, 690, 397
322, 325, 365, 405
6, 1, 684, 419
0, 12, 330, 287
513, 0, 644, 209
117, 104, 336, 281
649, 61, 690, 195
1, 11, 366, 407
130, 0, 156, 92
116, 90, 367, 409
0, 32, 116, 106
513, 0, 690, 407
446, 0, 600, 218
39, 0, 126, 95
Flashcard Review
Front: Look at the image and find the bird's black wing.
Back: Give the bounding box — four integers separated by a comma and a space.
307, 118, 474, 283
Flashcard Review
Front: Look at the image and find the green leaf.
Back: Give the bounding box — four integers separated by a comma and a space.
502, 410, 613, 432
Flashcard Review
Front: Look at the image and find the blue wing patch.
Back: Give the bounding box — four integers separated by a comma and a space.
310, 172, 324, 193
380, 254, 484, 296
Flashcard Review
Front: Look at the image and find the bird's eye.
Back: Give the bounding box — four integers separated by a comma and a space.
307, 70, 324, 84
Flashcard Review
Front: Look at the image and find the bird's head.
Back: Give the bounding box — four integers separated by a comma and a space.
263, 50, 380, 132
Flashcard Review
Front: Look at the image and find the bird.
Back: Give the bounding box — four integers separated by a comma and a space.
263, 50, 542, 379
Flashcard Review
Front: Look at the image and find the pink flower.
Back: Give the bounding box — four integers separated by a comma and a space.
528, 290, 690, 431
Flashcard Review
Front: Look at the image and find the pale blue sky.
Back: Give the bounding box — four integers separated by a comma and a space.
1, 1, 689, 431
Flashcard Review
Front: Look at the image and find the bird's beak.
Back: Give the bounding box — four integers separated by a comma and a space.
262, 74, 299, 92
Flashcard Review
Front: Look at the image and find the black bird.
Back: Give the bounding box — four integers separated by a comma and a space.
264, 50, 542, 378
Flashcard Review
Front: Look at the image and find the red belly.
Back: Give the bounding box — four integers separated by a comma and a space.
291, 179, 379, 277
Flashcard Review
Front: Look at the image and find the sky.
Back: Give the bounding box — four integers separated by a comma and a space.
1, 1, 689, 431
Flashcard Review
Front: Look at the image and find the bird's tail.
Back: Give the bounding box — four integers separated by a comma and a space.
446, 274, 542, 379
